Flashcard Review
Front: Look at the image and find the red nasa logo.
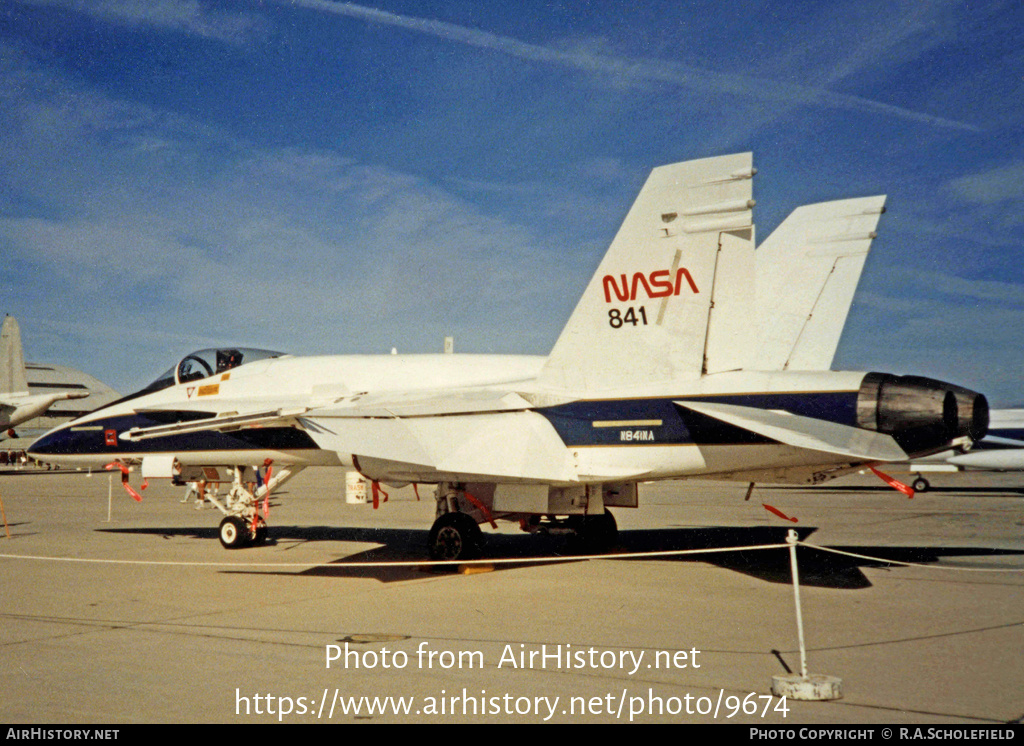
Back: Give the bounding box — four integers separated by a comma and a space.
602, 269, 699, 302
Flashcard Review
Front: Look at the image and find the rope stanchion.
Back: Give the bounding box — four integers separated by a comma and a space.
771, 529, 842, 701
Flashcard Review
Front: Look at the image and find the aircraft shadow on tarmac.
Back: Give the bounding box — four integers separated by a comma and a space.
96, 523, 1024, 588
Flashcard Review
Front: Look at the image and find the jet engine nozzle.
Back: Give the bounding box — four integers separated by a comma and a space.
857, 372, 989, 455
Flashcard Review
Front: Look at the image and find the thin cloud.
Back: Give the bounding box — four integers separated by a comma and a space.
18, 0, 264, 45
287, 0, 979, 132
948, 161, 1024, 205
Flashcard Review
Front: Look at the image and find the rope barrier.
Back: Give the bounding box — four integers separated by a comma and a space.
0, 538, 1019, 572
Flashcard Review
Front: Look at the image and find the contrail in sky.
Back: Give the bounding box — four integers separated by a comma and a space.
289, 0, 979, 132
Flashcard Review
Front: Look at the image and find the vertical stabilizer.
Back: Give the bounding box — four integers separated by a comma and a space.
540, 153, 755, 391
754, 196, 886, 371
0, 316, 28, 394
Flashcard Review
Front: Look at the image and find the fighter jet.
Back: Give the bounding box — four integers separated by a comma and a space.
28, 153, 988, 558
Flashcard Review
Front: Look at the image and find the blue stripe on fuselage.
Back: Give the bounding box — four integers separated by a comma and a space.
537, 391, 860, 447
29, 412, 319, 457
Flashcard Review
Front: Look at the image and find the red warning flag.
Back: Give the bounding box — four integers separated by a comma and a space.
762, 503, 798, 523
869, 467, 915, 498
105, 462, 142, 502
371, 480, 389, 509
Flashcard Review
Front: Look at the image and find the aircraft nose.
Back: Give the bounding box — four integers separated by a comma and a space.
27, 425, 79, 464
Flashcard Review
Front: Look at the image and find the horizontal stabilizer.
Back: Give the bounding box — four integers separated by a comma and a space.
947, 449, 1024, 470
676, 400, 907, 462
978, 435, 1024, 448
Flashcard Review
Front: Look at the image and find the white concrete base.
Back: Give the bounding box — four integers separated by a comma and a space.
771, 673, 843, 701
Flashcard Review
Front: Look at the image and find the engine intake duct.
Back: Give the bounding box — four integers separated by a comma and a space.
857, 372, 989, 455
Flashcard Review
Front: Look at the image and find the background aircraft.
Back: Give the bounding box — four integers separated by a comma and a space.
896, 409, 1024, 491
28, 153, 987, 558
1, 315, 91, 437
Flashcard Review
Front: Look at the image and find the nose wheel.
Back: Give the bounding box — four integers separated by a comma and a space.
219, 516, 247, 549
219, 515, 267, 549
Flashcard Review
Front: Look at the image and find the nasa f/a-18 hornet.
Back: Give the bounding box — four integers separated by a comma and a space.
28, 153, 989, 559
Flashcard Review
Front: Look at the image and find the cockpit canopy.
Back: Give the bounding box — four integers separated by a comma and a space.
144, 348, 286, 393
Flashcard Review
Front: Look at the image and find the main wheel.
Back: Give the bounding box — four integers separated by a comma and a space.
427, 512, 482, 561
570, 510, 618, 554
219, 516, 249, 549
912, 477, 930, 492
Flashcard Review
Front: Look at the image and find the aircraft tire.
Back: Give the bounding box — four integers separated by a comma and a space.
219, 516, 250, 549
912, 477, 930, 492
569, 510, 618, 554
252, 523, 268, 546
428, 512, 482, 561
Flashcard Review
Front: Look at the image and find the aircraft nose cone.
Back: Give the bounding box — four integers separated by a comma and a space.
27, 431, 56, 458
27, 426, 73, 461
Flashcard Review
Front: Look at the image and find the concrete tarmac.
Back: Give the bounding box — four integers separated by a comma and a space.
0, 467, 1021, 724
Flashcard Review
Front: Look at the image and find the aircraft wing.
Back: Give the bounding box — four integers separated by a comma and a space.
302, 409, 577, 483
677, 400, 908, 462
307, 390, 573, 483
0, 391, 90, 430
123, 389, 574, 482
309, 389, 534, 418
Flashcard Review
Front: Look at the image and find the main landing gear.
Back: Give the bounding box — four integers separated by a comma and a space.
427, 482, 620, 561
427, 512, 482, 561
567, 510, 618, 554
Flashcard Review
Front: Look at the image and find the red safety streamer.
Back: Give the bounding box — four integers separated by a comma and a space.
463, 490, 498, 529
869, 467, 915, 498
262, 458, 274, 519
412, 483, 420, 501
371, 481, 389, 509
105, 462, 142, 502
762, 503, 797, 523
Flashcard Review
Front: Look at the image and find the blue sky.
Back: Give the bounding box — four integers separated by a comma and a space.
1, 0, 1022, 403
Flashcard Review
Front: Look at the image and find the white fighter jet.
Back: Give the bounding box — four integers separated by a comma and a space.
1, 315, 90, 437
28, 153, 988, 558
